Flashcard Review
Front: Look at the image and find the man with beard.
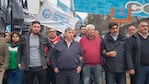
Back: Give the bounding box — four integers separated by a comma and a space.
17, 21, 52, 84
101, 22, 127, 84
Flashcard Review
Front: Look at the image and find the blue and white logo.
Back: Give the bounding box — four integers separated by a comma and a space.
42, 9, 52, 18
125, 1, 149, 14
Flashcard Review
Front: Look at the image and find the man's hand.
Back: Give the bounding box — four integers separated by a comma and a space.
127, 69, 135, 75
18, 64, 22, 70
76, 66, 81, 73
106, 51, 117, 57
79, 57, 83, 61
54, 67, 59, 73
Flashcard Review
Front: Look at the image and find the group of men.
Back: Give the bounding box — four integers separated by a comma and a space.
0, 20, 149, 84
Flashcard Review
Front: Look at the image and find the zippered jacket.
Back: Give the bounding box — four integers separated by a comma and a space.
17, 32, 52, 70
101, 33, 127, 72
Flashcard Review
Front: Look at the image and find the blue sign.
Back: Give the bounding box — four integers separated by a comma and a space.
74, 0, 149, 17
114, 8, 128, 19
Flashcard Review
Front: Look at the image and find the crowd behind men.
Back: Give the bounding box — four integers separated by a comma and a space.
0, 20, 149, 84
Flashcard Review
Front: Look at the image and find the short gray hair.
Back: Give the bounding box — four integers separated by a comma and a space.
86, 24, 95, 30
65, 28, 73, 33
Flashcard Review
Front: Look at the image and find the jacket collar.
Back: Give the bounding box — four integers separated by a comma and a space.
106, 33, 125, 42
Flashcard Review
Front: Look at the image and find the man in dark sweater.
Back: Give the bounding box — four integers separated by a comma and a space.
51, 28, 84, 84
126, 20, 149, 84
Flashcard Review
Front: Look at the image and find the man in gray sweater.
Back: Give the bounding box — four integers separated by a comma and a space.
17, 21, 52, 84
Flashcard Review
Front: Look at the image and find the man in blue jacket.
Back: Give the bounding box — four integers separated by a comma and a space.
51, 28, 84, 84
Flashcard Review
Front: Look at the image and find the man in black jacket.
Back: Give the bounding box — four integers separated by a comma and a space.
126, 20, 149, 84
17, 21, 52, 84
101, 22, 127, 84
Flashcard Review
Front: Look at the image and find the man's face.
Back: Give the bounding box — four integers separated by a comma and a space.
128, 26, 137, 36
64, 30, 74, 41
80, 27, 86, 35
139, 22, 149, 35
109, 25, 119, 36
95, 30, 99, 37
86, 27, 95, 37
31, 23, 41, 34
48, 29, 57, 39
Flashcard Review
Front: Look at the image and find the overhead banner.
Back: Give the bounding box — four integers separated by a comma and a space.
57, 0, 73, 15
57, 0, 84, 29
22, 0, 40, 23
36, 0, 78, 33
74, 0, 149, 17
125, 1, 149, 17
74, 0, 105, 14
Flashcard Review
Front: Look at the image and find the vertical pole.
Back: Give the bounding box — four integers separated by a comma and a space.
70, 0, 76, 17
11, 0, 13, 32
0, 0, 1, 8
70, 0, 80, 29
